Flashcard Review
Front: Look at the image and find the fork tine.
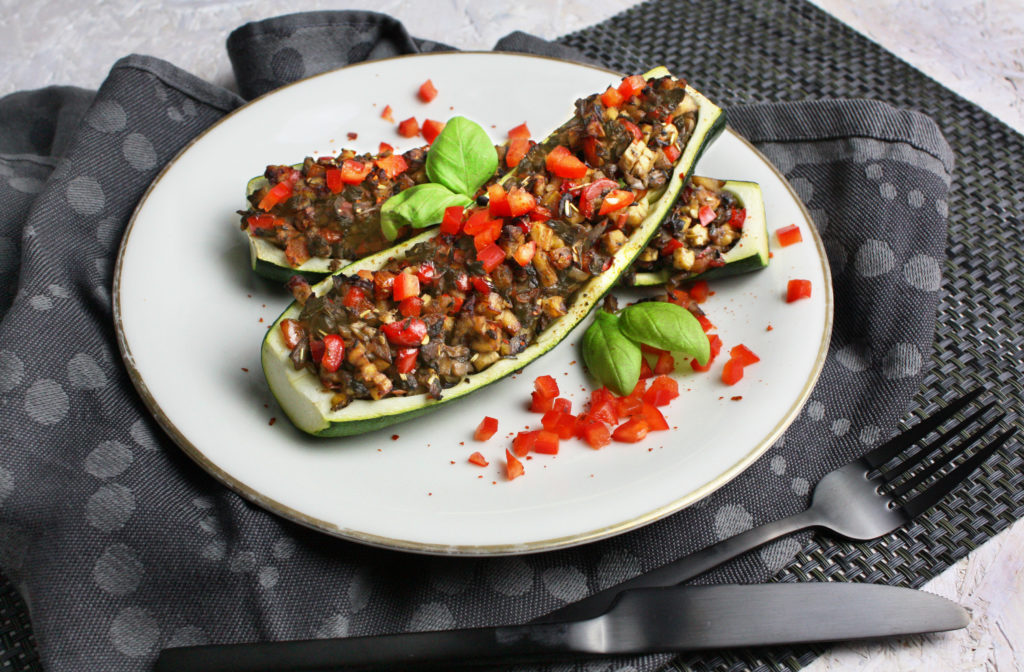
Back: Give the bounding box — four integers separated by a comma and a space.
862, 388, 984, 469
886, 412, 1004, 498
880, 402, 997, 485
899, 427, 1017, 519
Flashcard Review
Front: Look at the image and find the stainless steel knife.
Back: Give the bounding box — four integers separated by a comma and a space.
154, 583, 968, 671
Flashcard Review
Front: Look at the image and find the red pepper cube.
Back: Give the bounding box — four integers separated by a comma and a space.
698, 205, 717, 226
728, 207, 746, 229
545, 145, 588, 179
397, 117, 419, 138
393, 273, 420, 302
512, 431, 538, 457
616, 394, 643, 418
692, 334, 723, 373
617, 74, 646, 99
508, 123, 531, 139
689, 280, 710, 303
619, 118, 643, 141
612, 418, 650, 443
786, 279, 812, 303
588, 394, 619, 427
474, 416, 498, 441
662, 144, 681, 164
529, 391, 554, 413
487, 183, 512, 217
506, 187, 537, 217
696, 313, 714, 332
505, 449, 524, 480
598, 189, 635, 216
641, 403, 669, 431
463, 208, 496, 235
381, 105, 394, 122
468, 451, 489, 467
342, 286, 365, 308
553, 398, 572, 414
534, 430, 560, 455
580, 421, 611, 449
415, 263, 436, 286
382, 318, 427, 347
340, 159, 371, 184
643, 376, 679, 407
418, 79, 438, 103
551, 413, 578, 440
639, 357, 654, 379
506, 137, 531, 168
325, 168, 343, 194
279, 319, 304, 349
320, 334, 345, 373
375, 154, 408, 179
422, 119, 445, 144
722, 358, 745, 385
440, 205, 464, 235
600, 86, 624, 108
398, 296, 422, 317
535, 375, 560, 399
476, 243, 506, 273
776, 224, 803, 247
473, 222, 502, 252
257, 181, 292, 211
654, 351, 676, 375
394, 347, 418, 374
730, 344, 760, 367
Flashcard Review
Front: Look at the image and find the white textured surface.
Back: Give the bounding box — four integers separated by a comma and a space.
3, 0, 1023, 669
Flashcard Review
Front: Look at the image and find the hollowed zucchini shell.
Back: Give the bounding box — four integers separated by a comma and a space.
262, 75, 725, 437
631, 180, 769, 286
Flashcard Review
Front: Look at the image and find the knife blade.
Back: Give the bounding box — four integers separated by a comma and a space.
155, 583, 967, 671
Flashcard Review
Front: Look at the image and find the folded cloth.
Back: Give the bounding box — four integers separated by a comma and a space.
0, 10, 951, 672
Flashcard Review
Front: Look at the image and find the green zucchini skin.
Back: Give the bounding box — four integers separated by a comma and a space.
631, 179, 768, 286
262, 76, 725, 437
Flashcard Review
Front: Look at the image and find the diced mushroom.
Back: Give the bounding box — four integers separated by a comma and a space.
532, 250, 559, 287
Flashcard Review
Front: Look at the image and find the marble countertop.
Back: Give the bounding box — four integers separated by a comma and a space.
3, 1, 1022, 670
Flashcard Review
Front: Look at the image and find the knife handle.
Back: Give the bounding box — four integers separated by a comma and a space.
155, 620, 598, 672
534, 508, 818, 624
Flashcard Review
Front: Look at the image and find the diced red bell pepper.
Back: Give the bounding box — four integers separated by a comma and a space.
730, 344, 760, 367
691, 333, 723, 373
776, 224, 803, 247
393, 273, 420, 302
397, 117, 419, 138
508, 123, 531, 139
506, 187, 537, 217
617, 74, 646, 99
545, 145, 588, 179
309, 339, 324, 364
342, 286, 365, 308
534, 430, 560, 455
340, 160, 372, 184
416, 262, 435, 285
471, 276, 491, 295
506, 137, 531, 168
580, 421, 611, 449
553, 398, 572, 414
320, 334, 345, 373
641, 403, 669, 431
639, 357, 654, 379
398, 296, 422, 317
474, 416, 498, 441
247, 214, 277, 230
417, 79, 438, 103
654, 351, 675, 375
453, 272, 470, 292
513, 240, 536, 266
786, 278, 812, 302
381, 105, 394, 123
696, 313, 714, 332
600, 86, 624, 108
487, 183, 512, 217
325, 168, 344, 194
468, 451, 489, 467
395, 347, 418, 374
375, 154, 408, 178
659, 238, 683, 257
619, 118, 643, 141
505, 449, 524, 480
257, 181, 292, 211
599, 189, 635, 216
441, 205, 464, 235
662, 144, 681, 164
421, 119, 445, 144
727, 207, 746, 229
689, 280, 710, 303
617, 394, 643, 418
463, 208, 496, 235
612, 418, 649, 443
699, 205, 717, 226
535, 375, 560, 399
530, 391, 554, 413
643, 376, 679, 407
722, 358, 745, 385
579, 179, 617, 220
476, 243, 505, 272
541, 411, 576, 440
279, 319, 304, 349
473, 221, 502, 252
667, 288, 689, 305
381, 318, 427, 346
379, 142, 394, 154
512, 431, 538, 457
529, 205, 553, 222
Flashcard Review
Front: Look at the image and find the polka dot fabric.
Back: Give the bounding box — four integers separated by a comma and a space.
0, 12, 951, 672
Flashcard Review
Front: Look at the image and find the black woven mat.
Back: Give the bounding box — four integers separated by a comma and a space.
557, 0, 1024, 670
3, 1, 1022, 671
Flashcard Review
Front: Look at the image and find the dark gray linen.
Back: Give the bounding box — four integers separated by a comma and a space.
0, 11, 950, 672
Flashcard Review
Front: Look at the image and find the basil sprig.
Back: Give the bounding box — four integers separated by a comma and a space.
619, 301, 710, 366
582, 311, 642, 396
582, 300, 711, 394
380, 116, 497, 240
426, 116, 498, 197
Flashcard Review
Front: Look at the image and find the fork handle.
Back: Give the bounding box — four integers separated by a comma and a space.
533, 508, 819, 624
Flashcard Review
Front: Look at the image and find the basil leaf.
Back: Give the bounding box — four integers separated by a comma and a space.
619, 301, 711, 366
425, 116, 498, 197
582, 311, 642, 396
380, 184, 472, 241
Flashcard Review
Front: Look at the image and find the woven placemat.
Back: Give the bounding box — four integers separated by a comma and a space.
558, 0, 1024, 670
2, 2, 1021, 671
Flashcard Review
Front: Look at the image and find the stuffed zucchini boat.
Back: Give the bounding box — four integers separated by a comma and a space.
629, 177, 768, 286
262, 69, 725, 436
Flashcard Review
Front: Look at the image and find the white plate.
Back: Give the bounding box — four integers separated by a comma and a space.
114, 53, 831, 556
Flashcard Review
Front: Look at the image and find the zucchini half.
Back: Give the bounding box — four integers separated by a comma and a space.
631, 180, 769, 286
261, 76, 725, 437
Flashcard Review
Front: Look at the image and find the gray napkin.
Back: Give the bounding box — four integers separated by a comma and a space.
0, 10, 951, 672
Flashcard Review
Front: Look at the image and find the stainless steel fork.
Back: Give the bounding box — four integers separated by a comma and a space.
537, 388, 1017, 624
